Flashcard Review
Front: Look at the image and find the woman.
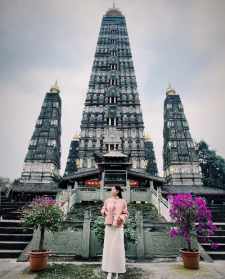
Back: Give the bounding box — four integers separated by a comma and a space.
101, 185, 129, 279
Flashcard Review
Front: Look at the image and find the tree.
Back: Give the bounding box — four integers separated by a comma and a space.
196, 141, 225, 189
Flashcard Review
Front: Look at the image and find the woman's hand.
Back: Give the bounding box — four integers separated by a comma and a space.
116, 216, 123, 227
101, 208, 108, 217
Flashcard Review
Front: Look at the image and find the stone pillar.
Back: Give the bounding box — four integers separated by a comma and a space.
100, 171, 105, 201
157, 187, 161, 215
147, 187, 151, 203
67, 185, 72, 210
82, 210, 91, 258
73, 181, 80, 203
149, 180, 153, 203
126, 180, 131, 203
136, 210, 144, 259
74, 181, 78, 189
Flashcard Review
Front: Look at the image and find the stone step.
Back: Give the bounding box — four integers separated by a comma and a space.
0, 249, 22, 258
0, 198, 32, 259
0, 226, 33, 234
2, 212, 21, 220
198, 236, 225, 243
0, 202, 26, 207
0, 241, 29, 250
0, 209, 20, 215
212, 217, 225, 222
0, 220, 23, 227
214, 223, 225, 229
0, 205, 20, 209
0, 233, 33, 242
207, 251, 225, 260
214, 230, 225, 236
210, 206, 225, 210
201, 243, 225, 252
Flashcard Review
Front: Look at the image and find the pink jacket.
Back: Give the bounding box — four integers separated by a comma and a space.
101, 197, 129, 228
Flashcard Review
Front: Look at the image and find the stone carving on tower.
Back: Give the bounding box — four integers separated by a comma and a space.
163, 85, 202, 185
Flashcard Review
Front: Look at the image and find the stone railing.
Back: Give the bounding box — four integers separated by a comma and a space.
56, 187, 77, 219
20, 209, 194, 261
55, 183, 171, 221
150, 185, 171, 221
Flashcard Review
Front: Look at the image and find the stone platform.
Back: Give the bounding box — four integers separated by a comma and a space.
0, 259, 224, 279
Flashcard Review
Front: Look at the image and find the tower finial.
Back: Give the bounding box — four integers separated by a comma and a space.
50, 80, 60, 93
166, 83, 176, 96
73, 132, 80, 140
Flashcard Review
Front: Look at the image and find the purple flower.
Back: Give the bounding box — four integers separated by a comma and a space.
168, 194, 217, 251
169, 227, 179, 238
32, 196, 56, 207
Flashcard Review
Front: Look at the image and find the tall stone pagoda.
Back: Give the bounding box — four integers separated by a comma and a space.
20, 81, 62, 184
62, 6, 161, 189
78, 6, 145, 171
163, 85, 202, 186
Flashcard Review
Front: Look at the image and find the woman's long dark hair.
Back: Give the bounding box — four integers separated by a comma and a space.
114, 185, 123, 199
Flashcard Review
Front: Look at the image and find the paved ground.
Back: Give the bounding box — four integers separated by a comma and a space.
0, 259, 224, 279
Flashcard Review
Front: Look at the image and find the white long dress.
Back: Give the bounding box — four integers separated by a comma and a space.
101, 224, 126, 273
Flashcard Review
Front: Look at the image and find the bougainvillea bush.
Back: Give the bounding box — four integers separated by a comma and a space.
22, 196, 64, 251
168, 194, 218, 251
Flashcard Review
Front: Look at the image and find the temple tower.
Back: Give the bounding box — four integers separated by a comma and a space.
163, 85, 202, 185
74, 6, 156, 173
20, 82, 61, 183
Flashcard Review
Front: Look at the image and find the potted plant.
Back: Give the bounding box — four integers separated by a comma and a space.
168, 194, 217, 269
22, 196, 64, 271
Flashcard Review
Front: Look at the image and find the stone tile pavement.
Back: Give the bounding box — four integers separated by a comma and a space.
0, 259, 224, 279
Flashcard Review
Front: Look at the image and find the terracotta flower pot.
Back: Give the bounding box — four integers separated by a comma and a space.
180, 249, 200, 269
29, 250, 49, 272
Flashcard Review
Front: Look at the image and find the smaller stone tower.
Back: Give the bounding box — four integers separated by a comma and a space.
20, 81, 62, 184
163, 85, 202, 185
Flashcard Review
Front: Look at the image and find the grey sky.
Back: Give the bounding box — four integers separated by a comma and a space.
0, 0, 225, 181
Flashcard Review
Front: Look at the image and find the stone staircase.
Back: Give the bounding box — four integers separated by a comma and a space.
198, 205, 225, 260
0, 193, 33, 258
